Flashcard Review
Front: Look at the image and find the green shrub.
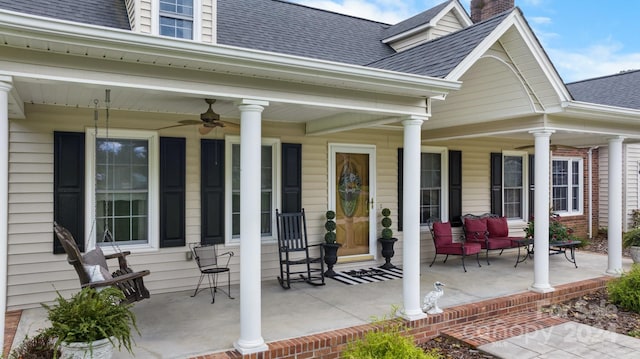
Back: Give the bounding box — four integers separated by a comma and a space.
608, 264, 640, 313
342, 309, 441, 359
623, 228, 640, 248
42, 287, 138, 356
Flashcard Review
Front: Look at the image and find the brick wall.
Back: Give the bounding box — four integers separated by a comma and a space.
197, 277, 611, 359
470, 0, 515, 23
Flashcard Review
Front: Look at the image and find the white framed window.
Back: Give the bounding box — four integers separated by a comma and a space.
225, 136, 280, 243
155, 0, 201, 40
502, 151, 527, 220
85, 129, 159, 252
420, 146, 448, 224
552, 157, 583, 215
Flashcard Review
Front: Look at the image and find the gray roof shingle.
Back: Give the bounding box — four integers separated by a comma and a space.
0, 0, 130, 29
567, 70, 640, 110
0, 0, 506, 79
366, 10, 511, 78
382, 0, 453, 40
216, 0, 395, 65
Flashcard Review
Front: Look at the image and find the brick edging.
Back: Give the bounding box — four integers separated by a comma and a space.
194, 276, 611, 359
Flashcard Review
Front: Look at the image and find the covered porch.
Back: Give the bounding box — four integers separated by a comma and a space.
8, 250, 634, 358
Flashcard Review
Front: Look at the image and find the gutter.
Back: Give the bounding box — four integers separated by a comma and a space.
0, 10, 461, 98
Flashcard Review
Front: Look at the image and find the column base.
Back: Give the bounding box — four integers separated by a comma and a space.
605, 268, 623, 277
529, 284, 555, 293
402, 308, 428, 321
233, 338, 268, 355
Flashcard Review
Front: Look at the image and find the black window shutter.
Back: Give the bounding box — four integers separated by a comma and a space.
490, 152, 503, 216
448, 150, 463, 227
160, 137, 186, 248
397, 148, 403, 231
281, 143, 302, 213
201, 139, 225, 245
53, 132, 85, 254
528, 154, 535, 220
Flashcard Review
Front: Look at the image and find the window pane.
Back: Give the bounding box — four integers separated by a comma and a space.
504, 188, 522, 218
553, 187, 568, 211
95, 138, 149, 244
160, 0, 193, 16
420, 153, 441, 224
504, 156, 522, 187
231, 144, 274, 237
503, 156, 523, 219
160, 17, 193, 39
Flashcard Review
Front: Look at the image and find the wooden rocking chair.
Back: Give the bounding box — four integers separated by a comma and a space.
53, 222, 151, 303
276, 209, 325, 289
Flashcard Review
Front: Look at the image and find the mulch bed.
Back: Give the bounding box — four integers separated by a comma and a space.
420, 235, 638, 358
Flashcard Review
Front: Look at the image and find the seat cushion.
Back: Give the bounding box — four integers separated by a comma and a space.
437, 242, 481, 255
486, 237, 514, 249
464, 217, 487, 240
487, 217, 509, 237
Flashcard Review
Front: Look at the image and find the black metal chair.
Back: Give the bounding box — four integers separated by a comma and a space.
276, 209, 325, 289
190, 243, 234, 303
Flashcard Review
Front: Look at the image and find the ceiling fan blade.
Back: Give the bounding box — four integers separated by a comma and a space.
156, 119, 203, 130
199, 125, 213, 135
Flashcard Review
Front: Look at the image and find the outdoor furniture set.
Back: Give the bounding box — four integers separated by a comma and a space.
429, 213, 580, 272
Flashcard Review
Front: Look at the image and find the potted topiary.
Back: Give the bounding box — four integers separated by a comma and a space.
42, 286, 139, 359
623, 227, 640, 263
378, 208, 398, 269
323, 210, 342, 277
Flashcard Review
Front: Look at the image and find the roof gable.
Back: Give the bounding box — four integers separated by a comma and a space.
382, 0, 471, 44
0, 0, 130, 29
567, 70, 640, 110
367, 10, 509, 78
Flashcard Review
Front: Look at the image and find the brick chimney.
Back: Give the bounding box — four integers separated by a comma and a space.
470, 0, 515, 23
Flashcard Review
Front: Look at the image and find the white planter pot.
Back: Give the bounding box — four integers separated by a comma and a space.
60, 337, 114, 359
630, 246, 640, 264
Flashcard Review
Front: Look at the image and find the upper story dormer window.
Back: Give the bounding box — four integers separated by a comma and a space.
159, 0, 194, 39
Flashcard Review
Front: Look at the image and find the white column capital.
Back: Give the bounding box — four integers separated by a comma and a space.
236, 98, 269, 108
402, 115, 427, 126
607, 136, 625, 144
0, 75, 12, 92
529, 129, 555, 138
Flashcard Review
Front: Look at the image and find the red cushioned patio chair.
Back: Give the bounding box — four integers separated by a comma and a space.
428, 220, 482, 272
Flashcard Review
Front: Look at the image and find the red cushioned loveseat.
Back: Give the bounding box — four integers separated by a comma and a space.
462, 213, 523, 265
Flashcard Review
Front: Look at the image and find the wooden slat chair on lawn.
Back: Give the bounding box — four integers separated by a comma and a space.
428, 220, 482, 272
276, 209, 325, 289
53, 222, 151, 304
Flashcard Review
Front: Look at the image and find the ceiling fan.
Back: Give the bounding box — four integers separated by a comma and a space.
158, 99, 237, 134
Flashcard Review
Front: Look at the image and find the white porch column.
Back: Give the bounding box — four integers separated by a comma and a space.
530, 130, 554, 293
401, 117, 427, 320
606, 136, 624, 275
233, 99, 269, 355
0, 76, 12, 352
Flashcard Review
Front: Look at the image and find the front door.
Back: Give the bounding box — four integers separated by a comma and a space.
329, 144, 376, 259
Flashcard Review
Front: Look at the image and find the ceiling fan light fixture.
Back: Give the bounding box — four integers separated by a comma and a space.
201, 98, 221, 123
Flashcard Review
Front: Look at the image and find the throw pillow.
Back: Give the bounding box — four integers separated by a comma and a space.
83, 245, 108, 270
487, 217, 509, 237
464, 218, 487, 240
83, 264, 113, 283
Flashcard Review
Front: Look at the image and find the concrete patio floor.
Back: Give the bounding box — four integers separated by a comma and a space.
10, 250, 634, 358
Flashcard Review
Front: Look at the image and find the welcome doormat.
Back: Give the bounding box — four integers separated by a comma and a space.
329, 267, 403, 285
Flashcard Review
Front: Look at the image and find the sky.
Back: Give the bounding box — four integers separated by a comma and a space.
290, 0, 640, 83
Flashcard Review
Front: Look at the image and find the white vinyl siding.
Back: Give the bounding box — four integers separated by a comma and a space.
430, 11, 466, 38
